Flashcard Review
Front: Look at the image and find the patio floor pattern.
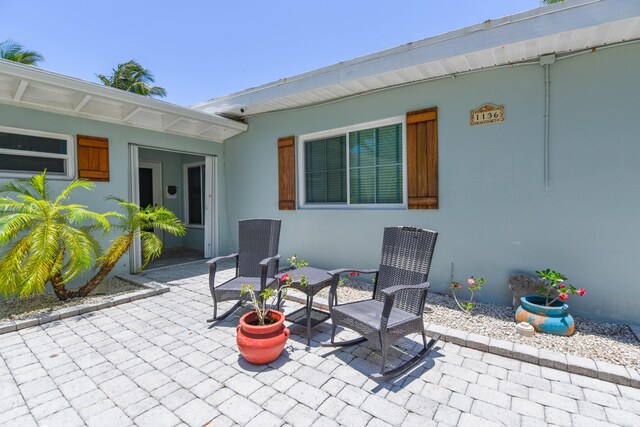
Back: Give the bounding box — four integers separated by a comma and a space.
0, 261, 639, 427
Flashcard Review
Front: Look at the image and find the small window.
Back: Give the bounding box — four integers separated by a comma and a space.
184, 162, 205, 226
299, 118, 404, 208
0, 126, 74, 179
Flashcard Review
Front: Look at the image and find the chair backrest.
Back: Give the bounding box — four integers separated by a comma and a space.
374, 226, 438, 315
237, 219, 282, 278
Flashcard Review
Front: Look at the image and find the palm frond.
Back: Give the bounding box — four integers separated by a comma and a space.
54, 179, 94, 204
0, 180, 36, 198
97, 60, 166, 98
0, 39, 44, 66
139, 231, 163, 270
0, 213, 36, 244
0, 234, 32, 297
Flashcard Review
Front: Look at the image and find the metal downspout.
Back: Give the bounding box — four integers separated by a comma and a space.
544, 64, 550, 190
540, 54, 555, 190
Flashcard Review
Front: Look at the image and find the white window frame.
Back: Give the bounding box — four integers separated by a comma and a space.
183, 161, 206, 228
297, 116, 407, 209
0, 125, 75, 180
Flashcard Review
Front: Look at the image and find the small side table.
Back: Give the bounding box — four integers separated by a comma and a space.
276, 266, 338, 346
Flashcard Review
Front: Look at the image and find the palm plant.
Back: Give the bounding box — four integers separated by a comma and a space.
0, 39, 44, 65
0, 172, 111, 300
97, 60, 167, 97
79, 198, 185, 297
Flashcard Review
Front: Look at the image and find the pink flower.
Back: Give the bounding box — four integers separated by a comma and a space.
578, 288, 586, 296
280, 274, 290, 282
349, 272, 360, 277
558, 293, 569, 301
558, 284, 565, 289
467, 278, 475, 285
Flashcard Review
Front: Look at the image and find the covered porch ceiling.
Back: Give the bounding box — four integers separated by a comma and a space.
192, 0, 640, 119
0, 60, 247, 143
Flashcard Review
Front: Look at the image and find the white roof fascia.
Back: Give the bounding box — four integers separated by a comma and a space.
0, 59, 247, 142
193, 0, 640, 116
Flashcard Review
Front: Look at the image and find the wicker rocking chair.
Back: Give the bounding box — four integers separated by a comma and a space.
324, 226, 438, 379
207, 219, 281, 322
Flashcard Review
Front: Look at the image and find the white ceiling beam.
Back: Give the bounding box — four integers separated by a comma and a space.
73, 95, 92, 112
123, 106, 143, 121
197, 123, 219, 135
163, 116, 183, 130
13, 80, 28, 101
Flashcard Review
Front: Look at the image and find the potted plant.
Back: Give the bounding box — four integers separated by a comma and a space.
515, 269, 586, 336
236, 270, 308, 364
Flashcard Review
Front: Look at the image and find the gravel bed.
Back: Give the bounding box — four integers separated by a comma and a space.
0, 278, 143, 321
319, 280, 640, 368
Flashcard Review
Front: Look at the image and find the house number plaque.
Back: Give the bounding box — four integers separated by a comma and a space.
471, 103, 505, 126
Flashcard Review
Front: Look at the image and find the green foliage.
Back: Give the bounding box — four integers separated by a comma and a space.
535, 268, 585, 306
287, 254, 308, 268
449, 276, 486, 316
100, 197, 186, 271
241, 256, 310, 326
0, 172, 111, 298
0, 172, 186, 300
541, 0, 566, 4
0, 39, 44, 65
97, 60, 167, 98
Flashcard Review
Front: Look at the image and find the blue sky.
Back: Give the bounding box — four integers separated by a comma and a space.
2, 0, 543, 106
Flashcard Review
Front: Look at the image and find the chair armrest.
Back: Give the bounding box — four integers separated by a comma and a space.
327, 268, 378, 276
379, 282, 430, 331
380, 282, 430, 297
207, 253, 239, 265
259, 254, 281, 268
259, 254, 281, 289
208, 253, 239, 286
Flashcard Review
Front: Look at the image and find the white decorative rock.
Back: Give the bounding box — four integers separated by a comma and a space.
516, 322, 535, 337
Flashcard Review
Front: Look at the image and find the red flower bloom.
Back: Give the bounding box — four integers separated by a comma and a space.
280, 274, 290, 282
558, 293, 569, 301
349, 272, 360, 277
578, 288, 586, 296
558, 284, 565, 289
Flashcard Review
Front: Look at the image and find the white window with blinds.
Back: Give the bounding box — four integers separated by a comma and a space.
0, 126, 74, 179
298, 117, 406, 208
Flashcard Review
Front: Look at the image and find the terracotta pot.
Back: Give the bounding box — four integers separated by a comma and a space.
236, 310, 290, 364
515, 295, 575, 336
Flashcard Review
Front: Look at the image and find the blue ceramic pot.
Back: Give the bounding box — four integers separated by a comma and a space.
515, 295, 575, 336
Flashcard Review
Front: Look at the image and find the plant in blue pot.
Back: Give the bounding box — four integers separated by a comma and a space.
515, 269, 586, 336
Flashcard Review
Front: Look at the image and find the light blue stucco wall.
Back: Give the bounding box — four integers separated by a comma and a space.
0, 105, 227, 283
221, 43, 640, 324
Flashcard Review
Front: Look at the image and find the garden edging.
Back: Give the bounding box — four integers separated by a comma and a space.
285, 289, 640, 389
0, 275, 169, 335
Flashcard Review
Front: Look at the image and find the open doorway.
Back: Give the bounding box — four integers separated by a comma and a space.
129, 145, 218, 272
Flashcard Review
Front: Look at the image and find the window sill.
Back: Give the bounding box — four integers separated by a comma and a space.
0, 172, 74, 180
299, 203, 407, 211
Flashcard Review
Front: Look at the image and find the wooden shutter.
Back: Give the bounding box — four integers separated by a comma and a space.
406, 108, 438, 209
77, 135, 109, 181
278, 136, 296, 210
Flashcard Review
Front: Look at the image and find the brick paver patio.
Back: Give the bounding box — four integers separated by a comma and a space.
0, 261, 638, 426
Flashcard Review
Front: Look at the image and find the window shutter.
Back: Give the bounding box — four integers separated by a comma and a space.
278, 136, 296, 210
77, 135, 109, 181
406, 108, 438, 209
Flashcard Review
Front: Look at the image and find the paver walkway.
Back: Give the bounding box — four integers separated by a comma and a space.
1, 261, 638, 427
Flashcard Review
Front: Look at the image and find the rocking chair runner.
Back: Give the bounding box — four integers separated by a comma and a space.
324, 226, 438, 378
207, 219, 282, 321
